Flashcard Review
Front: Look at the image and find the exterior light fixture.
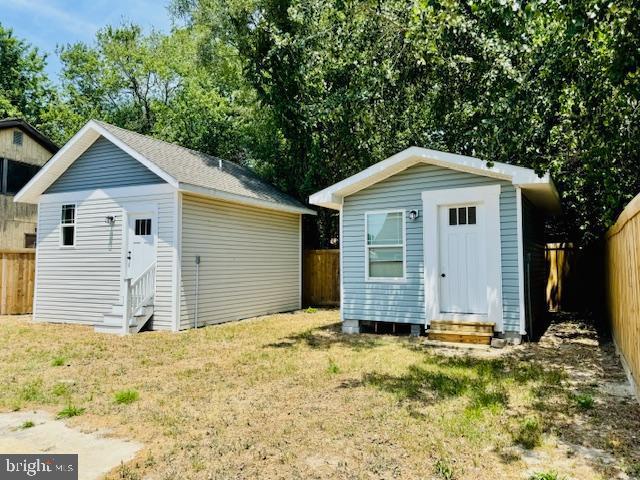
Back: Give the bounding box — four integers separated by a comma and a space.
408, 210, 419, 221
105, 215, 115, 224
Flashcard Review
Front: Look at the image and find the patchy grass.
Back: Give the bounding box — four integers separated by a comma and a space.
514, 417, 543, 449
51, 356, 66, 366
19, 420, 35, 429
114, 389, 139, 405
56, 404, 85, 419
529, 472, 565, 480
573, 392, 595, 410
0, 310, 638, 479
434, 458, 456, 479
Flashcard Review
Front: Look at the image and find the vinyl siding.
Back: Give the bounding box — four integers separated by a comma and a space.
342, 163, 521, 331
45, 137, 163, 193
522, 194, 547, 332
179, 194, 300, 329
35, 189, 176, 329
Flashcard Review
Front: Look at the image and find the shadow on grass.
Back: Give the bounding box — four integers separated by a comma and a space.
357, 354, 565, 413
265, 322, 384, 351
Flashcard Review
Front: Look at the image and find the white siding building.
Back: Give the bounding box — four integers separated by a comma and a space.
16, 120, 314, 334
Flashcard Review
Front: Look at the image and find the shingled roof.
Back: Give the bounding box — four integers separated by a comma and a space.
94, 121, 309, 213
15, 119, 314, 214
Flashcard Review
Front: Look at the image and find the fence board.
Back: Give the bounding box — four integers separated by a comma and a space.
0, 248, 35, 315
303, 249, 340, 307
605, 193, 640, 402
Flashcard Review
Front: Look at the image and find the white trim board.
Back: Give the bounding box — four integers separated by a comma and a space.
422, 185, 504, 331
516, 187, 527, 335
310, 146, 560, 213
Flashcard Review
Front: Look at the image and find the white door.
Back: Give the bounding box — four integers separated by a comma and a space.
439, 204, 487, 315
126, 212, 156, 279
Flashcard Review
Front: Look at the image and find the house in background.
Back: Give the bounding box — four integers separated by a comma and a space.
0, 118, 58, 248
310, 148, 559, 345
16, 120, 314, 334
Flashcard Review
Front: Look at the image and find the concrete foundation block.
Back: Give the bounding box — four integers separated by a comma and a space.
342, 319, 360, 334
410, 324, 421, 337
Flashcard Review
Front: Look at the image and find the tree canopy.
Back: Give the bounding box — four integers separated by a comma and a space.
2, 1, 639, 245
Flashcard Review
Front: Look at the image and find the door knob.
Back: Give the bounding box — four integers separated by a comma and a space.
441, 273, 446, 278
127, 251, 132, 261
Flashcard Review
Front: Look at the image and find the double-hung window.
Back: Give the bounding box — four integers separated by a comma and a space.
60, 204, 76, 247
365, 210, 405, 280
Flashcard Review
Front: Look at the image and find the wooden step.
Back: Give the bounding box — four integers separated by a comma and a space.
429, 320, 495, 334
427, 329, 493, 345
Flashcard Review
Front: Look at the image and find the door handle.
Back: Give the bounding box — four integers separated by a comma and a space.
441, 273, 446, 278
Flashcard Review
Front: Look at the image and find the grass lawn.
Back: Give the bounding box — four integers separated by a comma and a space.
1, 310, 638, 479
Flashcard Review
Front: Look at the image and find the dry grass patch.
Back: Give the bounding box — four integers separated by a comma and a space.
0, 311, 637, 479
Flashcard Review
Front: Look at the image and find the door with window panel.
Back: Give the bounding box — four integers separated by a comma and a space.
438, 204, 487, 315
126, 213, 155, 279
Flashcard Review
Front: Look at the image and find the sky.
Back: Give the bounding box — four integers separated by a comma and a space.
0, 0, 173, 81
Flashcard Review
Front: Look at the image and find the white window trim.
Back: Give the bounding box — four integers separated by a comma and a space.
364, 209, 407, 283
421, 185, 504, 331
59, 203, 77, 248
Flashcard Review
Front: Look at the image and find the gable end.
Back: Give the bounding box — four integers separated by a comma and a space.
45, 137, 165, 194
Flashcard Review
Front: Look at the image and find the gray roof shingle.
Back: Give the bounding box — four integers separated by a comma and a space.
95, 121, 309, 212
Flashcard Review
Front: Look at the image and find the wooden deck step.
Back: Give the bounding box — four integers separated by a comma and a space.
429, 320, 495, 334
427, 329, 493, 345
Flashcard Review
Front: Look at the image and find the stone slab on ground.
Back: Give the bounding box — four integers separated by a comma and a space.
0, 410, 142, 480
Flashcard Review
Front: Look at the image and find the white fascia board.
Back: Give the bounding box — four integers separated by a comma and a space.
309, 146, 559, 212
179, 182, 317, 216
14, 120, 179, 204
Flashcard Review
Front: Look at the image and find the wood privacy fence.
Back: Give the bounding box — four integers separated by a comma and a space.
303, 249, 340, 306
605, 193, 640, 400
0, 248, 36, 315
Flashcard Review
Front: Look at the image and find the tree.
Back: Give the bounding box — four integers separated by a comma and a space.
175, 0, 640, 245
0, 23, 56, 128
53, 23, 274, 163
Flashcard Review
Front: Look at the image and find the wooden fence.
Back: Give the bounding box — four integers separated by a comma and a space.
0, 248, 36, 315
303, 249, 340, 307
605, 193, 640, 401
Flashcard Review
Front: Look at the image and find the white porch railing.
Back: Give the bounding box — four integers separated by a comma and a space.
122, 262, 156, 335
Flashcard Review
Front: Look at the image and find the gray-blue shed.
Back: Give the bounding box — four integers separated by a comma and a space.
310, 147, 559, 344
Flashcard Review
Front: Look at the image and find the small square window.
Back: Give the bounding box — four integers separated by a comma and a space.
468, 206, 477, 224
13, 130, 23, 146
449, 208, 457, 225
135, 218, 152, 236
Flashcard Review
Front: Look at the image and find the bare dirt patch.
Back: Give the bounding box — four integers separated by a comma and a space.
0, 310, 637, 479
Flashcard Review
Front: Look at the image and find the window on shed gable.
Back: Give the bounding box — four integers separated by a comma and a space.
13, 130, 23, 146
366, 211, 405, 279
